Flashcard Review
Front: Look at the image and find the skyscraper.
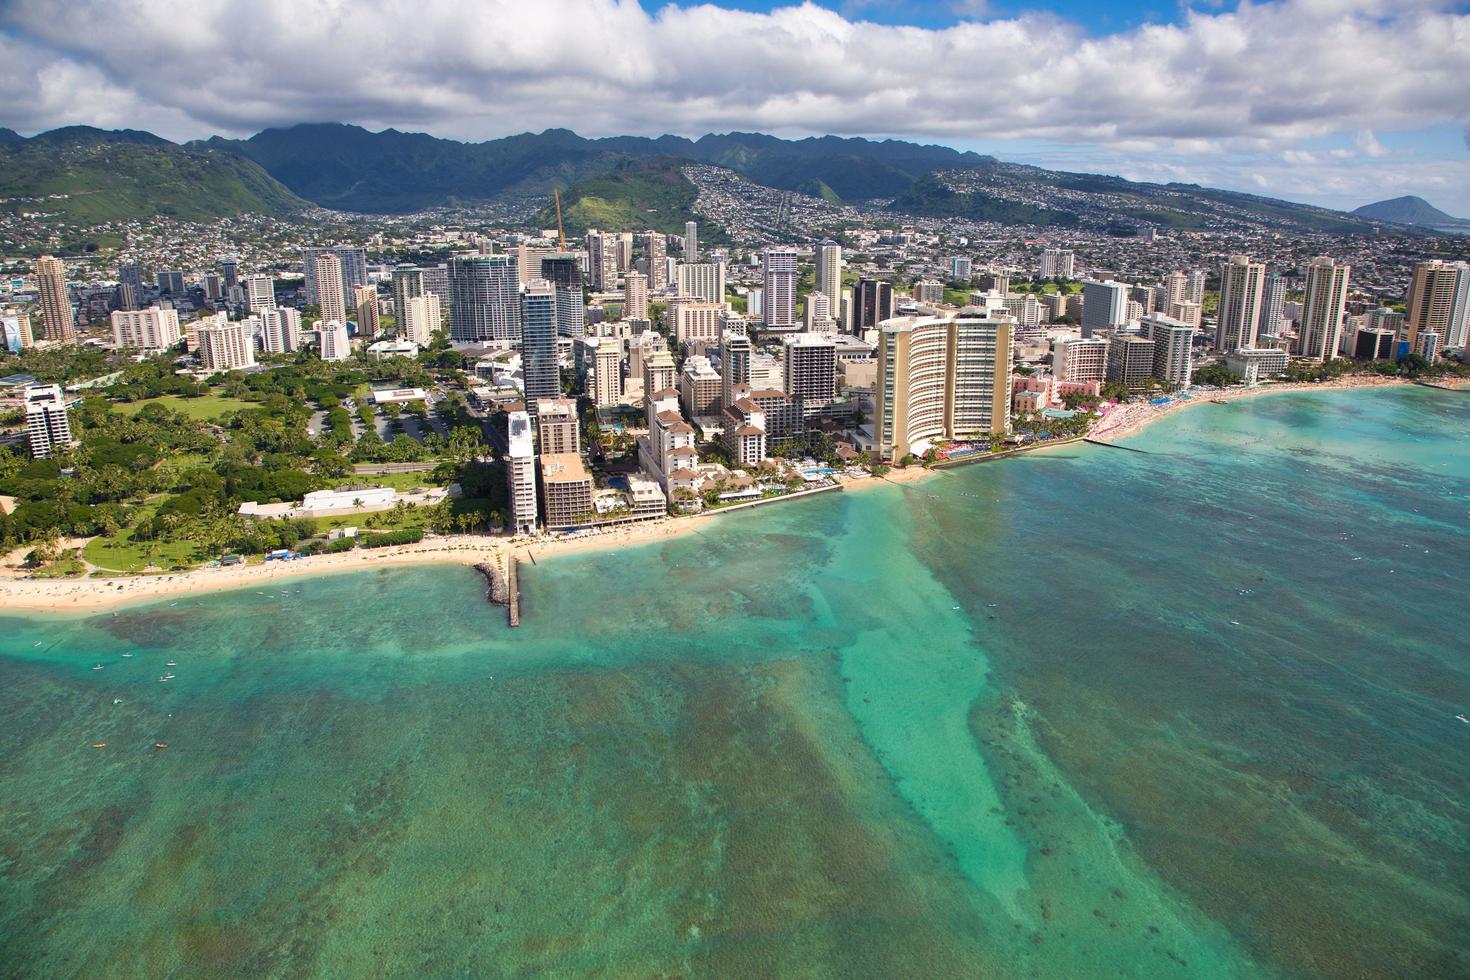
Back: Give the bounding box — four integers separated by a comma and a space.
762, 247, 799, 330
24, 384, 73, 459
1258, 272, 1287, 339
35, 255, 74, 343
303, 247, 367, 309
875, 312, 1013, 460
719, 332, 752, 411
354, 284, 380, 339
111, 306, 181, 351
1139, 313, 1196, 387
1081, 279, 1129, 338
401, 293, 441, 347
676, 262, 726, 306
521, 280, 561, 415
624, 271, 649, 320
852, 278, 894, 333
782, 333, 838, 417
196, 315, 256, 372
1039, 248, 1075, 280
684, 221, 698, 261
319, 321, 351, 362
641, 232, 668, 289
116, 263, 144, 311
314, 253, 346, 325
156, 270, 186, 296
585, 231, 618, 291
220, 257, 240, 294
1298, 257, 1350, 361
261, 308, 303, 354
392, 265, 424, 327
1215, 255, 1266, 354
814, 242, 843, 314
1405, 260, 1469, 351
245, 275, 276, 312
448, 255, 521, 343
506, 410, 539, 534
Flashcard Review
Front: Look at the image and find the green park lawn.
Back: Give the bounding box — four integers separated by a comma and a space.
82, 528, 201, 573
115, 394, 259, 421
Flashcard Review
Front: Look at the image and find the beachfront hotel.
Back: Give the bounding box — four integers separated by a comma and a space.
874, 310, 1014, 460
24, 384, 73, 459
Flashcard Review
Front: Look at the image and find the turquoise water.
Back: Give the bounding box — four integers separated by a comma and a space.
2, 387, 1467, 977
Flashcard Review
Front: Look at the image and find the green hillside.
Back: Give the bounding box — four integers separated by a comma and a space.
533, 158, 699, 236
0, 131, 309, 222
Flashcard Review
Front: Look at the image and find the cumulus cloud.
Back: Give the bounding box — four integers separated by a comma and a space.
0, 0, 1464, 146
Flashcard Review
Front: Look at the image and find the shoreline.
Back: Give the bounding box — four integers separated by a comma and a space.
0, 377, 1417, 616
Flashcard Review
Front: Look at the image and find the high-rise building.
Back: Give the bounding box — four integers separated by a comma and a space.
803, 291, 836, 332
448, 255, 521, 343
1258, 272, 1287, 338
319, 320, 351, 362
680, 355, 723, 417
35, 255, 74, 343
245, 275, 275, 312
950, 256, 972, 280
1052, 337, 1109, 384
875, 312, 1013, 459
913, 280, 945, 305
303, 247, 367, 309
674, 301, 723, 345
1215, 255, 1266, 354
641, 232, 668, 289
506, 410, 539, 534
1187, 270, 1208, 307
540, 453, 594, 531
111, 306, 181, 351
782, 332, 838, 417
1106, 335, 1156, 390
1168, 300, 1202, 330
623, 271, 649, 320
521, 280, 561, 414
116, 263, 145, 311
156, 269, 186, 297
643, 348, 677, 398
1039, 248, 1075, 280
852, 278, 894, 333
814, 242, 843, 313
0, 312, 32, 352
555, 284, 584, 339
401, 293, 441, 347
391, 264, 424, 327
1298, 257, 1350, 361
354, 284, 380, 339
585, 230, 619, 291
536, 397, 580, 455
677, 262, 726, 306
586, 337, 623, 408
684, 221, 698, 261
220, 257, 239, 293
1139, 314, 1196, 388
314, 253, 347, 326
24, 384, 73, 459
196, 314, 256, 372
1405, 260, 1470, 351
719, 332, 752, 411
540, 255, 582, 291
261, 308, 303, 354
762, 247, 799, 330
1081, 279, 1129, 338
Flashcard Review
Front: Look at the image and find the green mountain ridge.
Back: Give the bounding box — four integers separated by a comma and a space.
0, 130, 309, 222
1352, 195, 1469, 227
530, 158, 698, 237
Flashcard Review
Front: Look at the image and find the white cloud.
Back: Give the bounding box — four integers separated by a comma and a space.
1, 0, 1467, 209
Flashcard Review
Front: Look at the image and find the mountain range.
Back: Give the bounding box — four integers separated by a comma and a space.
0, 122, 1434, 237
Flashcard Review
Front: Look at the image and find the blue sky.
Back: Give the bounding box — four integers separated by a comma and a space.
637, 0, 1212, 31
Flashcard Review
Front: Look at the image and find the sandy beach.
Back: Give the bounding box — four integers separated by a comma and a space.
0, 376, 1415, 615
1087, 375, 1409, 443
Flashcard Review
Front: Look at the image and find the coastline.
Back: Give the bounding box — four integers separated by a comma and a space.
0, 377, 1415, 616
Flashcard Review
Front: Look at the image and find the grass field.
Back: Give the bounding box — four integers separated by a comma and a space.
115, 394, 259, 421
82, 529, 200, 573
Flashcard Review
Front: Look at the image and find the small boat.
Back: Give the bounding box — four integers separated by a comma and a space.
33, 641, 42, 647
112, 698, 123, 705
158, 673, 175, 683
154, 743, 168, 750
122, 652, 134, 658
1457, 714, 1469, 725
92, 743, 107, 748
166, 660, 177, 667
92, 664, 104, 671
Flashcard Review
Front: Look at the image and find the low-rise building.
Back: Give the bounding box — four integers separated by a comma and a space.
1224, 347, 1290, 383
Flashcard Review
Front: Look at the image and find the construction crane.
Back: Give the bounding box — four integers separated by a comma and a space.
553, 189, 567, 249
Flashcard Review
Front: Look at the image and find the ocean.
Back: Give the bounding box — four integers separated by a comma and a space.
2, 386, 1467, 977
